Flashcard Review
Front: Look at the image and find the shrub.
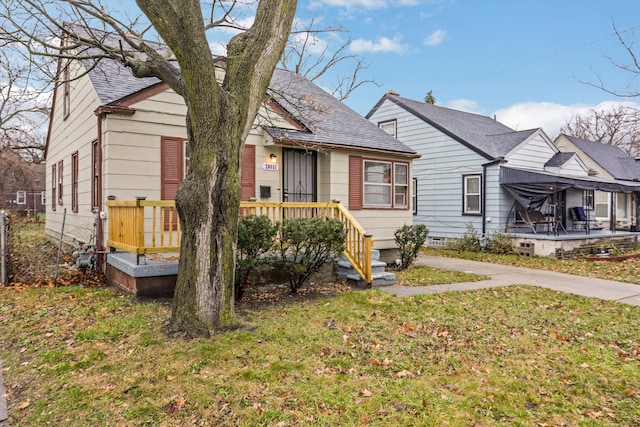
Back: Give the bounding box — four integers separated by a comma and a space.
235, 215, 277, 300
449, 222, 482, 252
276, 217, 346, 293
394, 224, 429, 269
485, 230, 514, 254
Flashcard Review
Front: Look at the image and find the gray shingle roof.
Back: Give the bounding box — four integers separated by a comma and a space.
562, 134, 640, 180
545, 152, 575, 167
264, 70, 417, 155
76, 28, 416, 157
367, 93, 538, 160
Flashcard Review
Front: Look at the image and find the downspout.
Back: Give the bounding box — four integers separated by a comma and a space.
93, 105, 135, 270
95, 112, 105, 269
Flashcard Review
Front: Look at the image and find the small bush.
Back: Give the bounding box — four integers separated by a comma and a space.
485, 230, 514, 254
276, 217, 346, 293
235, 215, 277, 300
394, 224, 428, 269
449, 223, 482, 252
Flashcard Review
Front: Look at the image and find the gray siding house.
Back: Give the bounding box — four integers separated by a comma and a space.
366, 92, 640, 247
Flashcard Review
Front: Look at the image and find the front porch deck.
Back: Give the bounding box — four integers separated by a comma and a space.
507, 229, 640, 258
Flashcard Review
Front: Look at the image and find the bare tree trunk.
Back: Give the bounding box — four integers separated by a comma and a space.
136, 0, 296, 336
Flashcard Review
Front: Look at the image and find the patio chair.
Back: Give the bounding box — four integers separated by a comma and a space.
569, 207, 588, 231
517, 209, 549, 234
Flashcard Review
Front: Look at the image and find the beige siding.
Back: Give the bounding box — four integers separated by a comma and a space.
554, 135, 614, 179
45, 61, 102, 245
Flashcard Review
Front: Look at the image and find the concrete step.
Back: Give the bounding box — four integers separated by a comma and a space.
336, 260, 387, 278
346, 272, 396, 288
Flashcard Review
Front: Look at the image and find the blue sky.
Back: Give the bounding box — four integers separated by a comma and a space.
112, 0, 640, 137
293, 0, 640, 136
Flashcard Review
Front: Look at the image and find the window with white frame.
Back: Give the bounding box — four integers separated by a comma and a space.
16, 191, 26, 204
378, 120, 397, 138
363, 160, 409, 208
463, 174, 481, 214
41, 191, 46, 205
394, 163, 408, 208
616, 193, 629, 219
595, 191, 609, 219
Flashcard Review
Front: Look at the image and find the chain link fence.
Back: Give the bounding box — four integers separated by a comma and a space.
2, 213, 83, 286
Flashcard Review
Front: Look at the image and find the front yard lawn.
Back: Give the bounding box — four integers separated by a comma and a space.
1, 284, 639, 426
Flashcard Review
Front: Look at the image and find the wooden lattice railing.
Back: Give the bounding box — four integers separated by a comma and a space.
106, 200, 373, 284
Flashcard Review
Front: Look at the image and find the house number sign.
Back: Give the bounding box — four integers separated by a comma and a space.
262, 163, 279, 171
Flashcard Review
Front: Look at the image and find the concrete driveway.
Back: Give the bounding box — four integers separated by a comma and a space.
381, 255, 640, 306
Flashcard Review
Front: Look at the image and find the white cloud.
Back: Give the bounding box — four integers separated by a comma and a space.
209, 41, 227, 56
291, 32, 329, 56
350, 35, 407, 54
309, 0, 419, 11
424, 29, 448, 46
492, 100, 640, 139
442, 98, 483, 114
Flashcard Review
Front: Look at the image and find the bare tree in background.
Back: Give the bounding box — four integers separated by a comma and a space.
279, 18, 379, 101
0, 0, 297, 336
560, 105, 640, 155
584, 22, 640, 98
0, 44, 51, 162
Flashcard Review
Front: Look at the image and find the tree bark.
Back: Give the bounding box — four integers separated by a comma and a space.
136, 0, 297, 336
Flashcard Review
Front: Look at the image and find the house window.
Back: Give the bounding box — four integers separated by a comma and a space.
16, 191, 26, 204
363, 159, 409, 208
91, 140, 100, 210
71, 151, 78, 212
595, 191, 609, 219
463, 174, 482, 215
51, 164, 56, 211
394, 163, 408, 208
41, 191, 46, 205
57, 160, 63, 205
412, 177, 418, 215
364, 161, 392, 206
378, 120, 397, 138
616, 193, 629, 219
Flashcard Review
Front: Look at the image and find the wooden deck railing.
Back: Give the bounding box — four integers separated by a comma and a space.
106, 200, 373, 284
106, 199, 180, 255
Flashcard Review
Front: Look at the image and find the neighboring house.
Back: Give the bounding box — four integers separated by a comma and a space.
44, 30, 419, 259
0, 151, 46, 215
366, 92, 640, 245
555, 134, 640, 230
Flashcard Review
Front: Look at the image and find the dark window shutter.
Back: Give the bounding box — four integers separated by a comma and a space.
241, 144, 256, 200
161, 137, 184, 201
161, 137, 183, 230
349, 155, 363, 210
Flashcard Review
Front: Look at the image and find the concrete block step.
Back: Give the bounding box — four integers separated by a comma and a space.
346, 272, 396, 288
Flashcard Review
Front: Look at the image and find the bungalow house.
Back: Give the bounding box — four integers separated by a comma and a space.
366, 92, 640, 256
554, 134, 640, 231
44, 28, 418, 292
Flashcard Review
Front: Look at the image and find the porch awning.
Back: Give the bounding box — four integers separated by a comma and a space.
500, 167, 640, 210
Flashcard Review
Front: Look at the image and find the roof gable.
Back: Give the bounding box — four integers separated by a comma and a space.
560, 134, 640, 180
368, 93, 530, 159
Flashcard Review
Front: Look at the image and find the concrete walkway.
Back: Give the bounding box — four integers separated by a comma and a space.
381, 255, 640, 306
